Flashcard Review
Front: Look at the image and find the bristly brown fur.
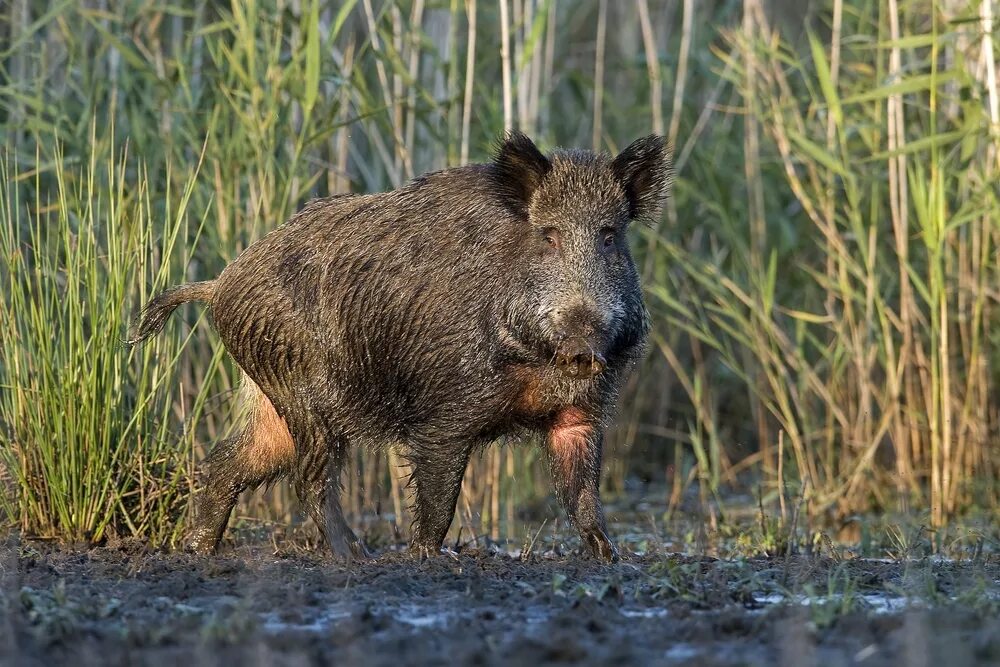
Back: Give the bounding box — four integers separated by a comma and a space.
133, 132, 671, 562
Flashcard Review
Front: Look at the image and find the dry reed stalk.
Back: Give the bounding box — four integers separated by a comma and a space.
513, 0, 526, 129
392, 7, 406, 178
361, 0, 409, 183
525, 0, 544, 135
982, 0, 1000, 168
636, 0, 680, 299
741, 0, 765, 265
404, 0, 426, 176
388, 449, 406, 536
667, 443, 684, 517
460, 475, 478, 546
969, 0, 1000, 507
674, 57, 733, 172
483, 446, 501, 542
461, 0, 478, 165
499, 0, 514, 131
363, 449, 380, 516
929, 8, 955, 522
505, 446, 514, 541
332, 39, 356, 195
540, 0, 556, 136
739, 0, 772, 482
666, 0, 693, 154
441, 0, 461, 167
885, 0, 919, 504
777, 429, 786, 523
635, 0, 663, 135
592, 0, 607, 150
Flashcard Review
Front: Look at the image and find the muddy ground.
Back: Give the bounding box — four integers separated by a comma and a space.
1, 522, 998, 667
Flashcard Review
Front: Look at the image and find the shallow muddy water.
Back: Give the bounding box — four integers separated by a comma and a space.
2, 530, 999, 667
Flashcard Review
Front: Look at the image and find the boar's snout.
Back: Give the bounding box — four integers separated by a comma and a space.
549, 304, 611, 379
554, 337, 606, 379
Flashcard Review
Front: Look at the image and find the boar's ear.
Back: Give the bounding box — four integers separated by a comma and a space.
492, 131, 552, 218
610, 135, 673, 225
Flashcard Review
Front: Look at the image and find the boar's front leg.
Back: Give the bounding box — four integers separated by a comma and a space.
407, 444, 473, 558
546, 408, 619, 563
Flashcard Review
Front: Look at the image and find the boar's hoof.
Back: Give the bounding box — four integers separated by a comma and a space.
410, 544, 458, 563
185, 531, 219, 556
412, 544, 434, 562
582, 528, 620, 563
554, 340, 606, 380
332, 540, 372, 563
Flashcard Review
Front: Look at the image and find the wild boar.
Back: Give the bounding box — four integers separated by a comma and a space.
130, 132, 671, 562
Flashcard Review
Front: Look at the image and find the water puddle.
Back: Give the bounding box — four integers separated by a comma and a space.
619, 607, 670, 619
393, 604, 453, 628
751, 592, 915, 614
260, 605, 354, 633
664, 643, 701, 661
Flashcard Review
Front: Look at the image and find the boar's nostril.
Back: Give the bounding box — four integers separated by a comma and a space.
554, 340, 606, 380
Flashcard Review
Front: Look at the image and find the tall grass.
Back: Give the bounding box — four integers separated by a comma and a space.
2, 0, 998, 546
0, 140, 223, 544
654, 0, 1000, 525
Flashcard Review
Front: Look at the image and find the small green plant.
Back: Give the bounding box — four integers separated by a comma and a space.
804, 567, 865, 629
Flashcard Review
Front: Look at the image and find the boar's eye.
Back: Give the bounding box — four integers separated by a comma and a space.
541, 228, 561, 250
600, 228, 617, 251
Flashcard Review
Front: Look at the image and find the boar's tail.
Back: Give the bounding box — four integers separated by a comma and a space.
126, 280, 217, 345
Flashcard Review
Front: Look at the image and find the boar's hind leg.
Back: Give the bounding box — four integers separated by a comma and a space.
293, 426, 369, 561
187, 379, 296, 555
546, 408, 619, 563
407, 445, 473, 558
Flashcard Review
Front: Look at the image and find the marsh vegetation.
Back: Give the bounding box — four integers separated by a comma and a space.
2, 0, 999, 663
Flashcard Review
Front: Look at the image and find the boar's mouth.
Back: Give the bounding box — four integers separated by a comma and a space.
553, 337, 606, 380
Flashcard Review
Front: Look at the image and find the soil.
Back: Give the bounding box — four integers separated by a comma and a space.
2, 529, 998, 667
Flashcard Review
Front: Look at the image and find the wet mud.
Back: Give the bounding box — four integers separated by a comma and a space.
2, 531, 998, 667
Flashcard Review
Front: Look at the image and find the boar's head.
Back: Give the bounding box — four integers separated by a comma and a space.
492, 132, 671, 380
